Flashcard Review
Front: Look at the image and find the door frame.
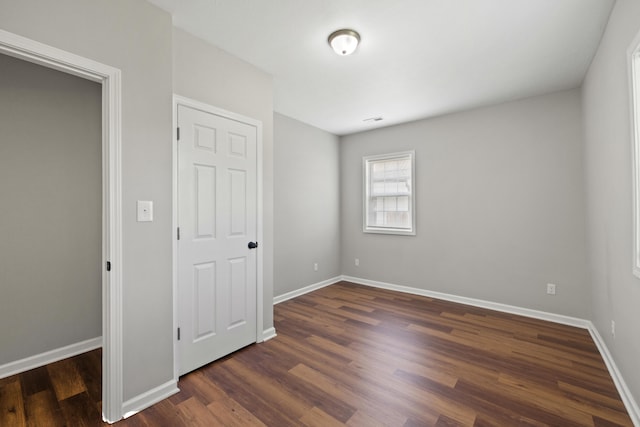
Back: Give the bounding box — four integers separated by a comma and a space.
172, 95, 264, 380
0, 30, 123, 422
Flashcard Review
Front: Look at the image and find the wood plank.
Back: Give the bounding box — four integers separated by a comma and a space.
178, 370, 228, 406
175, 396, 220, 427
58, 392, 100, 427
207, 396, 267, 427
73, 349, 101, 405
19, 367, 52, 398
47, 358, 86, 401
135, 399, 184, 427
25, 390, 64, 427
289, 362, 410, 426
0, 380, 26, 427
299, 406, 345, 427
346, 410, 390, 427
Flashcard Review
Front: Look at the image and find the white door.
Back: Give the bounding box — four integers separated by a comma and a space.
177, 104, 258, 376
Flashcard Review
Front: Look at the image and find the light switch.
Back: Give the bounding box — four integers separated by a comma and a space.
137, 200, 153, 222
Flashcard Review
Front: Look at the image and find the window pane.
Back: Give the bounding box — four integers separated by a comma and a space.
384, 196, 397, 211
375, 197, 384, 211
397, 196, 409, 212
384, 182, 398, 194
372, 182, 385, 195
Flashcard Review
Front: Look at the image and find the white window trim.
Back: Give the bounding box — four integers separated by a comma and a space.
363, 150, 416, 236
628, 31, 640, 279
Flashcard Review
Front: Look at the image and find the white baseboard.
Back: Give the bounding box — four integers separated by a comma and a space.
588, 324, 640, 426
0, 337, 102, 379
273, 276, 342, 305
261, 327, 277, 342
341, 275, 590, 329
122, 379, 179, 419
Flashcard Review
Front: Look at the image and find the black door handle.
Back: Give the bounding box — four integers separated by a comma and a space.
248, 241, 258, 249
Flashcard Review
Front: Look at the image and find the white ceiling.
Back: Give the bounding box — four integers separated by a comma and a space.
148, 0, 614, 136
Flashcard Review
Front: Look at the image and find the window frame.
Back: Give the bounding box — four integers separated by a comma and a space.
629, 33, 640, 279
362, 150, 416, 236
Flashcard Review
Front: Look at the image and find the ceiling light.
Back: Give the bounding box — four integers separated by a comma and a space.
328, 29, 360, 56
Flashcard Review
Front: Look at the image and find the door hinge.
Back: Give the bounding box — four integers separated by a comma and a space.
177, 327, 181, 341
177, 227, 180, 240
106, 261, 111, 272
177, 127, 180, 141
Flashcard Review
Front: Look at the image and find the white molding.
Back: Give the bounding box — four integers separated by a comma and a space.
629, 31, 640, 279
627, 30, 640, 279
173, 95, 263, 128
256, 114, 265, 346
171, 96, 180, 384
0, 338, 102, 380
261, 327, 277, 342
102, 52, 124, 427
342, 275, 590, 328
273, 276, 343, 305
0, 30, 106, 83
122, 380, 179, 419
588, 324, 640, 426
172, 95, 265, 373
0, 29, 123, 423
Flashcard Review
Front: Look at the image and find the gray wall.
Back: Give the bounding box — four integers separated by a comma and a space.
582, 0, 640, 404
0, 54, 101, 365
0, 0, 175, 401
172, 27, 275, 333
341, 89, 590, 318
274, 113, 341, 296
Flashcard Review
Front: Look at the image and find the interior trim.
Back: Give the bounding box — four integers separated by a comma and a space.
262, 327, 278, 342
122, 379, 179, 419
0, 337, 102, 380
273, 276, 343, 305
342, 275, 590, 328
588, 325, 640, 426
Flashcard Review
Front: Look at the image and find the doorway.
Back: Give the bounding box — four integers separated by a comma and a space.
0, 52, 102, 366
0, 29, 123, 422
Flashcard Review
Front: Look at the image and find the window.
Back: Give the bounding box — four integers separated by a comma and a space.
363, 151, 415, 235
629, 34, 640, 278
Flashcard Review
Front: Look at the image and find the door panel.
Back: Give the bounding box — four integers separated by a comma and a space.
178, 105, 257, 376
229, 169, 247, 236
194, 261, 216, 341
229, 256, 247, 327
195, 165, 216, 238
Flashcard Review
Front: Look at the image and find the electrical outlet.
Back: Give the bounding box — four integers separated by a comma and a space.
546, 283, 556, 295
313, 263, 318, 272
611, 320, 616, 337
355, 258, 359, 266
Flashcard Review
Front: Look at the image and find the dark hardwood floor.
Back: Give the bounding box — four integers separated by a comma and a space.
0, 281, 633, 426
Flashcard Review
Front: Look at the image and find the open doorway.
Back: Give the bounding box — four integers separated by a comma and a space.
0, 30, 123, 422
0, 49, 102, 416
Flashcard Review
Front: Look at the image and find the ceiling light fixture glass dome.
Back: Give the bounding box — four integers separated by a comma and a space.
328, 29, 361, 56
